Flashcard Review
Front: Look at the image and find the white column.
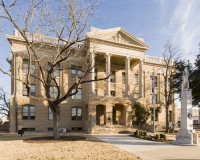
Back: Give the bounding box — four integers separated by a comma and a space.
106, 53, 112, 96
90, 50, 95, 94
125, 56, 131, 97
139, 59, 144, 98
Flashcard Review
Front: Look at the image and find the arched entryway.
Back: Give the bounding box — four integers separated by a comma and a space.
96, 105, 106, 125
112, 104, 125, 125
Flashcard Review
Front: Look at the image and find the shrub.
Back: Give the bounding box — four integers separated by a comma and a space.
143, 131, 147, 136
134, 131, 137, 136
136, 130, 139, 136
145, 135, 148, 138
140, 135, 143, 138
156, 134, 160, 139
161, 138, 164, 140
152, 138, 154, 140
160, 134, 167, 140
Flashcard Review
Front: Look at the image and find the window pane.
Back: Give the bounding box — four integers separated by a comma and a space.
30, 116, 35, 120
30, 106, 35, 112
72, 107, 76, 120
122, 92, 125, 97
23, 112, 28, 116
49, 114, 53, 120
78, 94, 82, 99
23, 64, 28, 73
50, 86, 53, 92
30, 112, 35, 116
23, 106, 28, 112
31, 85, 35, 91
49, 107, 52, 114
134, 93, 138, 98
23, 84, 27, 96
150, 76, 152, 86
134, 74, 138, 85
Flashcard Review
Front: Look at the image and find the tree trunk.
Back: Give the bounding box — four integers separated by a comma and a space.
53, 111, 59, 140
166, 105, 169, 132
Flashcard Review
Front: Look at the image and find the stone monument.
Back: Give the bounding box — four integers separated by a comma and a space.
173, 67, 199, 145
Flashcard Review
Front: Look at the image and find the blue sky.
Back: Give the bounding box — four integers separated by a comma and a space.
0, 0, 200, 113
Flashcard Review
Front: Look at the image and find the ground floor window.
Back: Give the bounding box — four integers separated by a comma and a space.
71, 127, 82, 131
22, 128, 35, 131
48, 128, 53, 131
72, 107, 82, 120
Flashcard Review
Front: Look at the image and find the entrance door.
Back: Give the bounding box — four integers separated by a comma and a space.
113, 108, 116, 124
96, 105, 105, 125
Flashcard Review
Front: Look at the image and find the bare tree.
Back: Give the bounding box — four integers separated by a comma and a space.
0, 0, 117, 139
160, 40, 186, 132
0, 87, 9, 121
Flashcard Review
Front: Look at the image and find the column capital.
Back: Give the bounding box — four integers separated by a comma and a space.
140, 58, 144, 62
124, 56, 132, 61
90, 49, 95, 54
105, 53, 112, 57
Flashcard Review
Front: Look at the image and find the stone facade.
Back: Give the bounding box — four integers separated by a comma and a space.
6, 27, 177, 133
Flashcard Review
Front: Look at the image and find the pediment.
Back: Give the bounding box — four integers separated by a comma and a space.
88, 27, 149, 50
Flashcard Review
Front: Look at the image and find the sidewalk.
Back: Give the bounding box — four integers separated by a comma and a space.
92, 134, 200, 160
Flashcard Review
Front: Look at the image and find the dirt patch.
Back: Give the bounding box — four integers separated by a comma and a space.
0, 132, 143, 160
23, 136, 87, 143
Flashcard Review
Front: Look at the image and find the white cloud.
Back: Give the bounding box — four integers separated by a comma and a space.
169, 0, 200, 63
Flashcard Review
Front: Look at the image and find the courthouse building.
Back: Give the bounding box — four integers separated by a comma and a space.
6, 27, 177, 133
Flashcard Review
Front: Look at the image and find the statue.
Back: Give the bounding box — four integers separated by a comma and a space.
182, 67, 189, 91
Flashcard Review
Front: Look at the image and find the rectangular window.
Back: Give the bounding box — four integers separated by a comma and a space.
23, 84, 35, 96
22, 105, 35, 120
150, 76, 157, 87
48, 128, 53, 131
22, 128, 35, 131
167, 78, 170, 88
104, 90, 106, 96
48, 107, 60, 120
134, 93, 138, 98
122, 72, 125, 84
150, 94, 157, 104
111, 91, 115, 97
23, 59, 36, 74
71, 65, 82, 79
95, 89, 97, 96
48, 63, 60, 77
169, 110, 173, 121
72, 88, 82, 99
50, 86, 59, 98
134, 74, 139, 85
150, 108, 158, 121
122, 92, 125, 98
111, 71, 115, 83
72, 107, 82, 120
95, 68, 98, 80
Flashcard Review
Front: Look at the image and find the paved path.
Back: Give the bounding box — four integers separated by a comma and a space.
92, 134, 200, 160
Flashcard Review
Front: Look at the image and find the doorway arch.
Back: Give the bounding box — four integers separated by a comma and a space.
112, 103, 125, 125
96, 105, 106, 125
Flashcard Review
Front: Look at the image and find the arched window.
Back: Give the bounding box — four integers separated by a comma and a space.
22, 105, 35, 120
72, 107, 82, 120
48, 107, 60, 120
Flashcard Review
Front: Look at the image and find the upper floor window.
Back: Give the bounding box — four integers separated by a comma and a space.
104, 90, 106, 96
48, 63, 60, 77
50, 86, 59, 98
122, 92, 125, 98
23, 59, 36, 74
111, 71, 115, 83
95, 68, 98, 80
167, 78, 170, 88
71, 65, 82, 79
23, 84, 35, 96
95, 89, 97, 96
122, 72, 125, 84
150, 94, 157, 104
134, 74, 139, 85
72, 88, 82, 99
150, 76, 157, 87
22, 105, 35, 120
134, 93, 138, 98
48, 107, 60, 120
111, 91, 115, 97
72, 107, 82, 120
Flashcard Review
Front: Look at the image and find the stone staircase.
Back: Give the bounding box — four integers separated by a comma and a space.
93, 125, 135, 134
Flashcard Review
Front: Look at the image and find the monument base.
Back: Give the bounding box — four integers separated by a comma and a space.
172, 129, 199, 145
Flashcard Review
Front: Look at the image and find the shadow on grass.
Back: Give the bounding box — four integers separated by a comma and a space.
0, 131, 106, 143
